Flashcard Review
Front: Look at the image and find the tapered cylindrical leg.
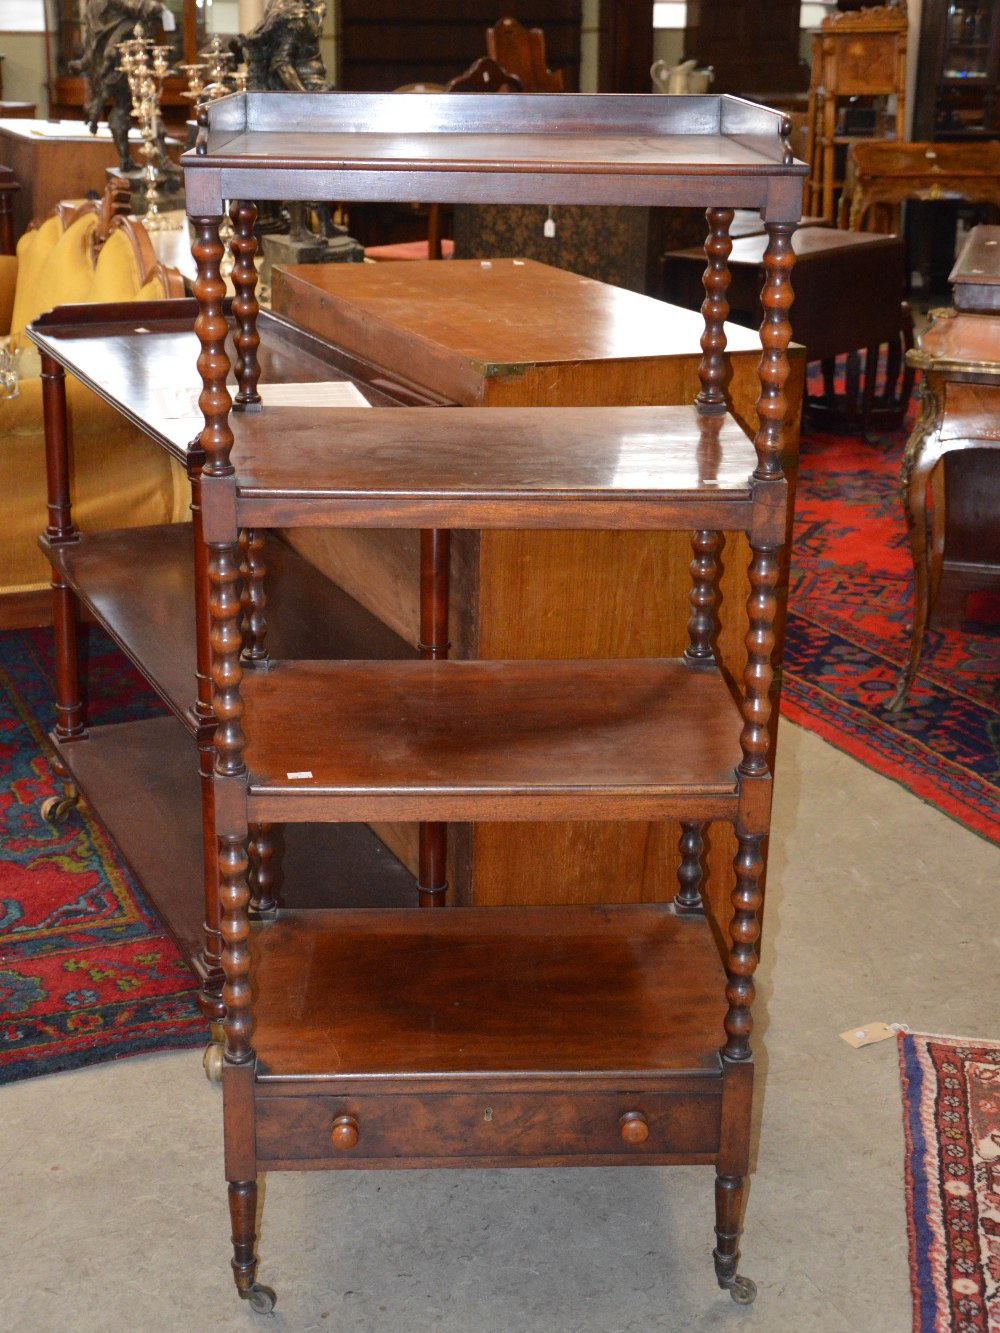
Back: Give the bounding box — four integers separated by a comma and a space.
229, 1179, 275, 1312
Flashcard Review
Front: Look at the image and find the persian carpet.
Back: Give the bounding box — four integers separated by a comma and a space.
0, 626, 203, 1083
899, 1032, 1000, 1333
782, 420, 1000, 844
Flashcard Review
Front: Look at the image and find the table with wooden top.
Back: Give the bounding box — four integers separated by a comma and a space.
0, 118, 179, 241
270, 257, 806, 924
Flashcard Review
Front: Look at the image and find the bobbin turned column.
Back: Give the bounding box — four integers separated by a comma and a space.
418, 528, 450, 908
714, 219, 795, 1305
192, 209, 270, 1310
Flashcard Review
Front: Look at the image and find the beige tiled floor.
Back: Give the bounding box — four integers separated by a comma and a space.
4, 721, 998, 1332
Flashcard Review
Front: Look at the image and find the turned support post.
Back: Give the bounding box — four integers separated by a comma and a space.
418, 528, 450, 908
696, 207, 734, 415
229, 200, 261, 410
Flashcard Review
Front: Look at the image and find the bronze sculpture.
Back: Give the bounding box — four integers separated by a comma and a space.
242, 0, 331, 94
73, 0, 172, 173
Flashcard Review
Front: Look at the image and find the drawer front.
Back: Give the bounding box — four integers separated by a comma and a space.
256, 1090, 722, 1167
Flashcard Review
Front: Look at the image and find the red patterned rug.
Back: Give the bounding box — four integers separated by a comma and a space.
899, 1032, 1000, 1332
0, 626, 203, 1083
782, 420, 1000, 844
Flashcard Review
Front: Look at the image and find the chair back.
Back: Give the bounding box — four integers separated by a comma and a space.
486, 16, 565, 91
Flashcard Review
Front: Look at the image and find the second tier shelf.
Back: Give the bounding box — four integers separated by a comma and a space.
228, 404, 761, 532
241, 657, 743, 823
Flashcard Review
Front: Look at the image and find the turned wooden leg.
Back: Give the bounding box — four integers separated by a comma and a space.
713, 1174, 755, 1303
229, 1179, 275, 1312
418, 528, 450, 908
248, 822, 278, 917
714, 1057, 756, 1303
861, 345, 879, 441
674, 822, 705, 914
696, 208, 733, 415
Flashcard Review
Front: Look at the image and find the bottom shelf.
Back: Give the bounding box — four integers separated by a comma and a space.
51, 715, 418, 973
249, 905, 729, 1170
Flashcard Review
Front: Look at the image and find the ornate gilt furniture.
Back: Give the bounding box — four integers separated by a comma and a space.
804, 2, 908, 223
32, 90, 804, 1313
844, 138, 1000, 231
888, 262, 1000, 709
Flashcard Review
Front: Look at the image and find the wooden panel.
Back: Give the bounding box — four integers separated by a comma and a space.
250, 905, 728, 1078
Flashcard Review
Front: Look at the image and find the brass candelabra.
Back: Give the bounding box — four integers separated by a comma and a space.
117, 34, 178, 231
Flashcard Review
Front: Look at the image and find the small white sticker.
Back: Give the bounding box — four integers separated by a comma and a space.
286, 771, 313, 780
839, 1021, 910, 1048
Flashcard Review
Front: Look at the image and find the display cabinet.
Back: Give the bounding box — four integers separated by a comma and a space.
914, 0, 1000, 139
32, 90, 805, 1314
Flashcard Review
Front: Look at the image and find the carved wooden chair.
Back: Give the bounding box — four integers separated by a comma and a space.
363, 60, 522, 262
486, 15, 565, 92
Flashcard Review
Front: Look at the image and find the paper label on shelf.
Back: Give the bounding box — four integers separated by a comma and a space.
839, 1022, 910, 1049
286, 771, 314, 780
257, 382, 371, 408
150, 380, 371, 422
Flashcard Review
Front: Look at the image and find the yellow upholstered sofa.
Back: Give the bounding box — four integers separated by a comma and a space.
0, 183, 189, 617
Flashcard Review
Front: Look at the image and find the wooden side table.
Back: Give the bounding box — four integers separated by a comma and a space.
662, 226, 912, 436
888, 308, 1000, 710
950, 223, 1000, 313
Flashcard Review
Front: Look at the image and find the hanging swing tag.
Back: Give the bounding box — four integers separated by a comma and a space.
543, 207, 556, 239
839, 1021, 909, 1048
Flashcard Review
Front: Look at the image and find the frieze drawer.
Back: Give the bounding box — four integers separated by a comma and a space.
255, 1089, 723, 1168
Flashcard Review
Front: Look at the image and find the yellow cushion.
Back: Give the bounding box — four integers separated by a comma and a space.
9, 214, 101, 347
88, 227, 145, 304
9, 213, 172, 369
0, 374, 189, 592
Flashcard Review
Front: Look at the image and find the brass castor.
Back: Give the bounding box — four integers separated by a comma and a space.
729, 1275, 757, 1305
239, 1283, 277, 1314
203, 1041, 224, 1085
40, 793, 76, 825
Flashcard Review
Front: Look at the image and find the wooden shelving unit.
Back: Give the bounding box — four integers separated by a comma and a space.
32, 90, 805, 1315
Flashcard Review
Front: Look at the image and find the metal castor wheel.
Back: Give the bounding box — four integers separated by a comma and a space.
203, 1041, 224, 1085
729, 1275, 757, 1305
40, 794, 76, 825
239, 1283, 277, 1314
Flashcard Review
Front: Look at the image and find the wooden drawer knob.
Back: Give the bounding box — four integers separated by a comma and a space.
331, 1114, 359, 1149
619, 1110, 649, 1145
